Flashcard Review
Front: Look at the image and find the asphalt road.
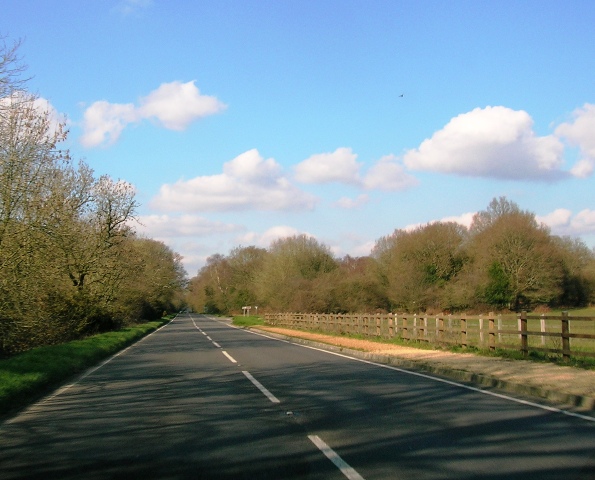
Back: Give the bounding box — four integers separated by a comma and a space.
1, 314, 594, 479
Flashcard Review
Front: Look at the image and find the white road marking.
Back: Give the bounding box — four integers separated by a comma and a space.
242, 371, 280, 403
308, 435, 365, 480
244, 329, 595, 423
222, 351, 237, 363
5, 319, 173, 424
212, 341, 221, 348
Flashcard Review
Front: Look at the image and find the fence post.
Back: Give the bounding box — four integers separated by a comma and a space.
479, 314, 484, 345
488, 311, 495, 351
540, 314, 546, 347
461, 314, 467, 348
561, 311, 570, 361
403, 315, 408, 340
519, 311, 528, 357
413, 314, 418, 340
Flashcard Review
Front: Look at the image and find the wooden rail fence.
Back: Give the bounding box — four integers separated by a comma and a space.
264, 311, 595, 360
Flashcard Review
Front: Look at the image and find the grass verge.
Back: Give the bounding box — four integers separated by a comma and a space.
0, 317, 171, 419
261, 325, 595, 370
232, 315, 264, 327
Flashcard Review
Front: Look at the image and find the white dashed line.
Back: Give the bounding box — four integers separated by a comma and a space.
308, 435, 365, 480
222, 351, 237, 363
242, 371, 280, 403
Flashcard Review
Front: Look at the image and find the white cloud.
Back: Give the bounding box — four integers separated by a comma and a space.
404, 212, 476, 232
150, 149, 317, 212
537, 208, 595, 236
350, 240, 376, 257
294, 147, 361, 184
80, 81, 225, 147
536, 208, 573, 230
223, 149, 282, 185
138, 81, 225, 130
362, 154, 419, 191
404, 106, 567, 181
334, 194, 369, 209
1, 94, 67, 140
235, 226, 306, 248
555, 103, 595, 178
439, 212, 476, 229
294, 149, 418, 191
80, 101, 136, 147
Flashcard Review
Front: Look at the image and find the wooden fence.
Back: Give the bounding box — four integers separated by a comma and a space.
264, 311, 595, 360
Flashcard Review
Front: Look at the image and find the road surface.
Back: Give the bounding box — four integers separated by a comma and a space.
1, 313, 593, 479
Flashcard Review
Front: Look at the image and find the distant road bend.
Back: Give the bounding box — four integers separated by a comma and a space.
1, 313, 594, 479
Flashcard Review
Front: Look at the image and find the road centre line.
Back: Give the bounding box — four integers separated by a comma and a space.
212, 341, 221, 348
222, 351, 237, 363
308, 435, 365, 480
242, 371, 280, 404
245, 329, 595, 423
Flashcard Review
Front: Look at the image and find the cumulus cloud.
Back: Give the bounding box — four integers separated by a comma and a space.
555, 103, 595, 178
439, 212, 476, 229
537, 208, 595, 236
294, 147, 361, 184
150, 149, 317, 212
403, 106, 567, 181
80, 81, 226, 147
362, 154, 419, 191
138, 81, 225, 130
1, 94, 67, 139
403, 212, 476, 232
294, 149, 418, 191
80, 101, 136, 147
235, 226, 306, 248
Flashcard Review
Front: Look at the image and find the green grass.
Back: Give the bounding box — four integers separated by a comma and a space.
0, 318, 171, 419
232, 315, 264, 327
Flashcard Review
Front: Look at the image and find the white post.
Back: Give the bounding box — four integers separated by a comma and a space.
541, 314, 546, 347
479, 315, 484, 345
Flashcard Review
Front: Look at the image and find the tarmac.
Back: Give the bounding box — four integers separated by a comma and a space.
253, 326, 595, 413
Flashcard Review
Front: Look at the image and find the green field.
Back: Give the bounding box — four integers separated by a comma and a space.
232, 315, 264, 327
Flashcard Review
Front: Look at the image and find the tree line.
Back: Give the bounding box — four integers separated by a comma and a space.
187, 197, 595, 316
0, 38, 186, 356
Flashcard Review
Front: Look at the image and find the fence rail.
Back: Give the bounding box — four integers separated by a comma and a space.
264, 311, 595, 360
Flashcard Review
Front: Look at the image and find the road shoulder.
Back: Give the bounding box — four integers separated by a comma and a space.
252, 326, 595, 412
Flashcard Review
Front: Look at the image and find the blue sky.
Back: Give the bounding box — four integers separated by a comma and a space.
3, 0, 595, 276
